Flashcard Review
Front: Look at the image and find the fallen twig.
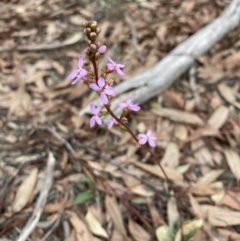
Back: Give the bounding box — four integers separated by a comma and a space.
16, 152, 55, 241
80, 0, 240, 121
39, 188, 70, 241
43, 125, 77, 158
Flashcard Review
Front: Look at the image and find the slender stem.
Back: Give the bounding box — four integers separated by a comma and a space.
92, 57, 98, 83
91, 58, 171, 187
106, 104, 171, 186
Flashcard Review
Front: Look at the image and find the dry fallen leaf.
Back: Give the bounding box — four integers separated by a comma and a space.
161, 142, 179, 168
218, 83, 240, 109
66, 211, 93, 241
12, 168, 38, 212
224, 148, 240, 181
128, 218, 150, 241
201, 205, 240, 227
152, 108, 204, 125
174, 219, 203, 241
105, 195, 127, 238
207, 105, 229, 129
196, 169, 224, 186
8, 86, 33, 116
85, 210, 109, 238
218, 191, 240, 211
167, 195, 179, 229
191, 139, 214, 166
174, 124, 188, 140
224, 51, 240, 69
131, 160, 183, 182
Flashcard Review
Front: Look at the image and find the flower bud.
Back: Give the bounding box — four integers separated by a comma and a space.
96, 41, 101, 47
90, 32, 97, 39
91, 21, 97, 30
85, 38, 92, 46
84, 47, 91, 56
90, 44, 97, 51
86, 28, 91, 34
98, 45, 107, 54
96, 27, 101, 34
82, 21, 89, 27
95, 52, 100, 60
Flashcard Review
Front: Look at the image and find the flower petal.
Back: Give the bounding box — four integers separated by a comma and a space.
107, 56, 115, 64
131, 105, 141, 111
95, 106, 102, 114
107, 120, 115, 129
90, 104, 95, 114
78, 56, 84, 68
90, 117, 96, 128
104, 86, 116, 96
95, 116, 102, 126
71, 77, 80, 85
101, 93, 108, 105
90, 83, 101, 92
146, 130, 152, 136
107, 63, 115, 71
118, 103, 127, 108
98, 77, 105, 88
80, 68, 88, 77
116, 68, 125, 77
138, 138, 147, 145
148, 139, 156, 147
67, 70, 79, 80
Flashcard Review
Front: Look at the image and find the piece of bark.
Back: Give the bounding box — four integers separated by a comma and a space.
80, 0, 240, 121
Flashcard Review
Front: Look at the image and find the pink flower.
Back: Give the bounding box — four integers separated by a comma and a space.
89, 77, 116, 105
67, 56, 88, 85
138, 130, 157, 147
98, 45, 107, 54
107, 57, 125, 77
118, 98, 141, 112
107, 118, 119, 129
89, 104, 102, 128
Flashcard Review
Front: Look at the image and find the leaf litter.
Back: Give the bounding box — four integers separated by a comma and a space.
1, 0, 240, 240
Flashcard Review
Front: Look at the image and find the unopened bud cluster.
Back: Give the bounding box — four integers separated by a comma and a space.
83, 21, 107, 59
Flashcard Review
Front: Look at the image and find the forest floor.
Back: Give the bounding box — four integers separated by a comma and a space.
1, 0, 240, 240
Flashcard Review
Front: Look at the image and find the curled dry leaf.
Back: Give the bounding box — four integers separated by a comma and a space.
161, 142, 179, 168
224, 51, 240, 69
218, 83, 240, 109
8, 86, 33, 116
148, 202, 165, 228
128, 218, 150, 241
196, 169, 224, 186
174, 219, 203, 241
131, 160, 183, 182
85, 210, 109, 238
130, 184, 155, 198
105, 195, 127, 238
152, 108, 204, 125
191, 139, 213, 166
12, 168, 38, 212
174, 124, 188, 140
207, 105, 229, 129
224, 148, 240, 181
156, 225, 174, 241
200, 205, 240, 227
218, 191, 240, 211
66, 211, 92, 241
167, 195, 179, 229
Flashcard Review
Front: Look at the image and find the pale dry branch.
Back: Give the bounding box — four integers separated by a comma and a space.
79, 0, 240, 122
16, 152, 56, 241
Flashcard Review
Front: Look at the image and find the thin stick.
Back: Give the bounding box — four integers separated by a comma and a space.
16, 152, 55, 241
43, 125, 77, 158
